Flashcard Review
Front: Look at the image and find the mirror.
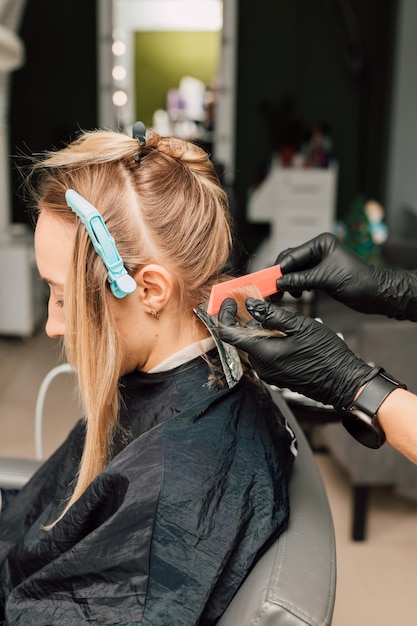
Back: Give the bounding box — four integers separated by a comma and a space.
97, 0, 236, 184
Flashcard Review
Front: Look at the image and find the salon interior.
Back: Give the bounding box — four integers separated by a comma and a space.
1, 0, 417, 624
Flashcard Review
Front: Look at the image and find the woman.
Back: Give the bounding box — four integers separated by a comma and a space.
0, 125, 295, 625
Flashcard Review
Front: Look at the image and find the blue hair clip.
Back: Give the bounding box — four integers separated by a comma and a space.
65, 189, 137, 299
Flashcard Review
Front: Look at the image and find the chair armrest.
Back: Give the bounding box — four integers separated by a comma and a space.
0, 457, 43, 490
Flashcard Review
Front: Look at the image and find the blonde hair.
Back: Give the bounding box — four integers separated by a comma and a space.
28, 128, 233, 523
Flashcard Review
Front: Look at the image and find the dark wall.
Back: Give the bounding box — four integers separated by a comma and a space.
9, 0, 98, 223
234, 0, 398, 251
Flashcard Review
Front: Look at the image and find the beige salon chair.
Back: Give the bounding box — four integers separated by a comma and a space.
220, 387, 336, 625
0, 370, 336, 625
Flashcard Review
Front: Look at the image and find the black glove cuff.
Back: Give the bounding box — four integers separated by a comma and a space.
340, 370, 406, 449
374, 268, 417, 321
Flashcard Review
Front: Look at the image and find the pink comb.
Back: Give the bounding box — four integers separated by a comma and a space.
207, 264, 282, 315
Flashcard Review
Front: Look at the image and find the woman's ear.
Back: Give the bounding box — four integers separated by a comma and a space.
134, 264, 174, 314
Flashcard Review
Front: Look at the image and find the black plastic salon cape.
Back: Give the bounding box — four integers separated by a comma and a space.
0, 350, 295, 625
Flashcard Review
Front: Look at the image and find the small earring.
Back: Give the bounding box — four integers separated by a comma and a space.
150, 309, 160, 320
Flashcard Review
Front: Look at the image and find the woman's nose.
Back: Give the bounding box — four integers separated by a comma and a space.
45, 302, 65, 338
45, 318, 65, 338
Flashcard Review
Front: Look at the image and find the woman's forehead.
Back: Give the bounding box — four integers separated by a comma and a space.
34, 211, 75, 285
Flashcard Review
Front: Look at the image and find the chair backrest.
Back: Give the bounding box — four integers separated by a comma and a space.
218, 388, 336, 626
34, 362, 75, 460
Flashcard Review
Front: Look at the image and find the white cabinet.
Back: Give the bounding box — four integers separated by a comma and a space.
248, 165, 337, 270
0, 233, 45, 336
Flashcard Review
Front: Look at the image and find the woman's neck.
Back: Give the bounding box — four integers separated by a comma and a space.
140, 313, 210, 372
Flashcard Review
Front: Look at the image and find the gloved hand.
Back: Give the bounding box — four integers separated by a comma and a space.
275, 232, 417, 321
217, 297, 379, 410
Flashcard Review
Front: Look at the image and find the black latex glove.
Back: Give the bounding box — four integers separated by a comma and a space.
275, 232, 417, 321
217, 297, 379, 410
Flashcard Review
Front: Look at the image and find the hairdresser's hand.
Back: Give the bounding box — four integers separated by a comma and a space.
217, 298, 378, 410
274, 232, 417, 321
274, 232, 380, 311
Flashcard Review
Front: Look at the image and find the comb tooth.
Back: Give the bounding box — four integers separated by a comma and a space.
206, 265, 282, 315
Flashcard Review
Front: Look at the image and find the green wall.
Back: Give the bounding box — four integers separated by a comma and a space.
134, 31, 220, 126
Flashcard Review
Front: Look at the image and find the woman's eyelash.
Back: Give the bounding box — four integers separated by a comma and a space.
56, 299, 64, 308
